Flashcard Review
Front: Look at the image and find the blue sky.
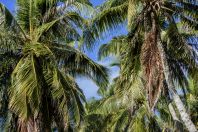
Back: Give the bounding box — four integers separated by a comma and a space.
0, 0, 16, 12
0, 0, 126, 99
0, 0, 104, 10
90, 0, 106, 6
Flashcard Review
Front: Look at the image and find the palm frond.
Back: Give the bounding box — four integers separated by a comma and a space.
127, 0, 141, 30
163, 19, 198, 89
16, 0, 40, 34
47, 43, 110, 89
0, 3, 26, 42
51, 68, 85, 127
83, 2, 128, 49
9, 55, 42, 121
98, 36, 127, 60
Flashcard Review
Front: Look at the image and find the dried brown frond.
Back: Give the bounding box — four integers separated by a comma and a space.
141, 30, 164, 111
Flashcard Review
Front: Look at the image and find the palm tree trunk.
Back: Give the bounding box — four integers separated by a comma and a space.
35, 113, 51, 132
156, 33, 197, 132
169, 103, 185, 131
34, 89, 51, 132
164, 84, 184, 131
53, 104, 68, 132
34, 57, 51, 132
168, 103, 179, 121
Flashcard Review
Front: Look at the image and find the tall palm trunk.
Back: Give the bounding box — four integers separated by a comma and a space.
168, 103, 185, 131
34, 91, 51, 132
151, 12, 198, 132
53, 104, 69, 132
157, 38, 197, 132
34, 57, 51, 132
164, 85, 184, 131
35, 104, 51, 132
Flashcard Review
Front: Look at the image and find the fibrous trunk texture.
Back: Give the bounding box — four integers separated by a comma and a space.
141, 10, 163, 111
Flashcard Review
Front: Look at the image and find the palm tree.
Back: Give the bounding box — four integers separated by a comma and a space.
84, 0, 198, 131
97, 35, 187, 131
0, 0, 109, 131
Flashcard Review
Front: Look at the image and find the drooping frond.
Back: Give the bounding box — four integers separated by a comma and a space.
98, 36, 127, 60
90, 75, 144, 116
83, 2, 128, 49
164, 0, 198, 31
127, 0, 141, 30
0, 3, 26, 45
50, 68, 86, 126
141, 29, 164, 110
9, 55, 42, 121
48, 42, 109, 89
163, 19, 198, 89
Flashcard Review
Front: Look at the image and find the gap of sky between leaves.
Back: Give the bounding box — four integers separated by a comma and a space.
0, 0, 127, 99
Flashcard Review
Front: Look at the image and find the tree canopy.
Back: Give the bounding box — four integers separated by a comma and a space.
0, 0, 197, 131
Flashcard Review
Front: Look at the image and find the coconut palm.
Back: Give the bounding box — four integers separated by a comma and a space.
0, 0, 109, 131
96, 35, 187, 131
98, 32, 197, 131
84, 0, 198, 131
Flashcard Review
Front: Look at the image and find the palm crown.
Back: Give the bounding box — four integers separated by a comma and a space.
84, 0, 198, 131
0, 0, 109, 131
